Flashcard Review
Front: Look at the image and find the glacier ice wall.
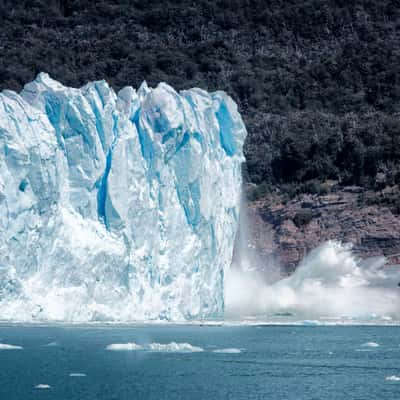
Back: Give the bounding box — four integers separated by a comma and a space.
0, 73, 246, 321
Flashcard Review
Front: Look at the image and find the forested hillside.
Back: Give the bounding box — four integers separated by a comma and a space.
1, 0, 399, 201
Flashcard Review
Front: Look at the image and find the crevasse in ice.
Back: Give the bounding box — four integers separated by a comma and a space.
0, 73, 246, 321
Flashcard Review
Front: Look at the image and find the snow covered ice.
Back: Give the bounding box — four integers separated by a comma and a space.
0, 73, 246, 321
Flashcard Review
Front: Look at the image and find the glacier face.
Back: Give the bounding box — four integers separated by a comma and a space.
0, 73, 246, 321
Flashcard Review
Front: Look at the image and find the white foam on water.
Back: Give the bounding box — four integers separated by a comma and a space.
386, 376, 400, 382
147, 342, 204, 353
106, 342, 143, 351
35, 384, 50, 389
69, 373, 86, 377
226, 241, 400, 321
362, 342, 380, 347
212, 348, 242, 354
0, 343, 22, 350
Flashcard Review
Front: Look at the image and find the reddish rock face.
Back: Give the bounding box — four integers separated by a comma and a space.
245, 187, 400, 274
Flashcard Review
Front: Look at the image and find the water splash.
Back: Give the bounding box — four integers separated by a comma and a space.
226, 240, 400, 321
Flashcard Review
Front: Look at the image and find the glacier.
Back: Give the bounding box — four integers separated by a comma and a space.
0, 73, 246, 321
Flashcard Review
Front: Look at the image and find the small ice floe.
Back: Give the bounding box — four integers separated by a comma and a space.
385, 376, 400, 382
106, 342, 143, 351
212, 348, 242, 354
44, 341, 58, 347
0, 343, 23, 350
147, 342, 203, 353
301, 320, 322, 326
361, 342, 380, 347
106, 342, 203, 353
35, 384, 50, 389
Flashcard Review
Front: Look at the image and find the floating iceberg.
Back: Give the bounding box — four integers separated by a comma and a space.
35, 384, 50, 389
146, 342, 203, 352
386, 376, 400, 382
0, 73, 246, 321
106, 343, 143, 351
106, 342, 204, 352
212, 348, 242, 353
0, 343, 23, 350
361, 342, 380, 348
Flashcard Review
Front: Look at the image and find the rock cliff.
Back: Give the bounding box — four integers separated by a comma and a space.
247, 186, 400, 273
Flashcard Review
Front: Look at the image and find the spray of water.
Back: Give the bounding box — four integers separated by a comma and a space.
226, 198, 400, 322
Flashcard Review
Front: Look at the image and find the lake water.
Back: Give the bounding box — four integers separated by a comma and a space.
0, 324, 399, 399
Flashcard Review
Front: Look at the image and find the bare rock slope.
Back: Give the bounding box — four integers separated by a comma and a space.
247, 186, 400, 273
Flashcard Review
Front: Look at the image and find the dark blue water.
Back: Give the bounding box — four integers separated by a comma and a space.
0, 325, 399, 399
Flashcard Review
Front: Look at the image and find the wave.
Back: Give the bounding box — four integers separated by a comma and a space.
0, 343, 23, 350
69, 373, 86, 377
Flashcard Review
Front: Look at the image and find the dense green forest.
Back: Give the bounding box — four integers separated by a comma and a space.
1, 0, 399, 199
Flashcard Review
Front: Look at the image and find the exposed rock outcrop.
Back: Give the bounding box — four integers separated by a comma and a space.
247, 186, 400, 274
